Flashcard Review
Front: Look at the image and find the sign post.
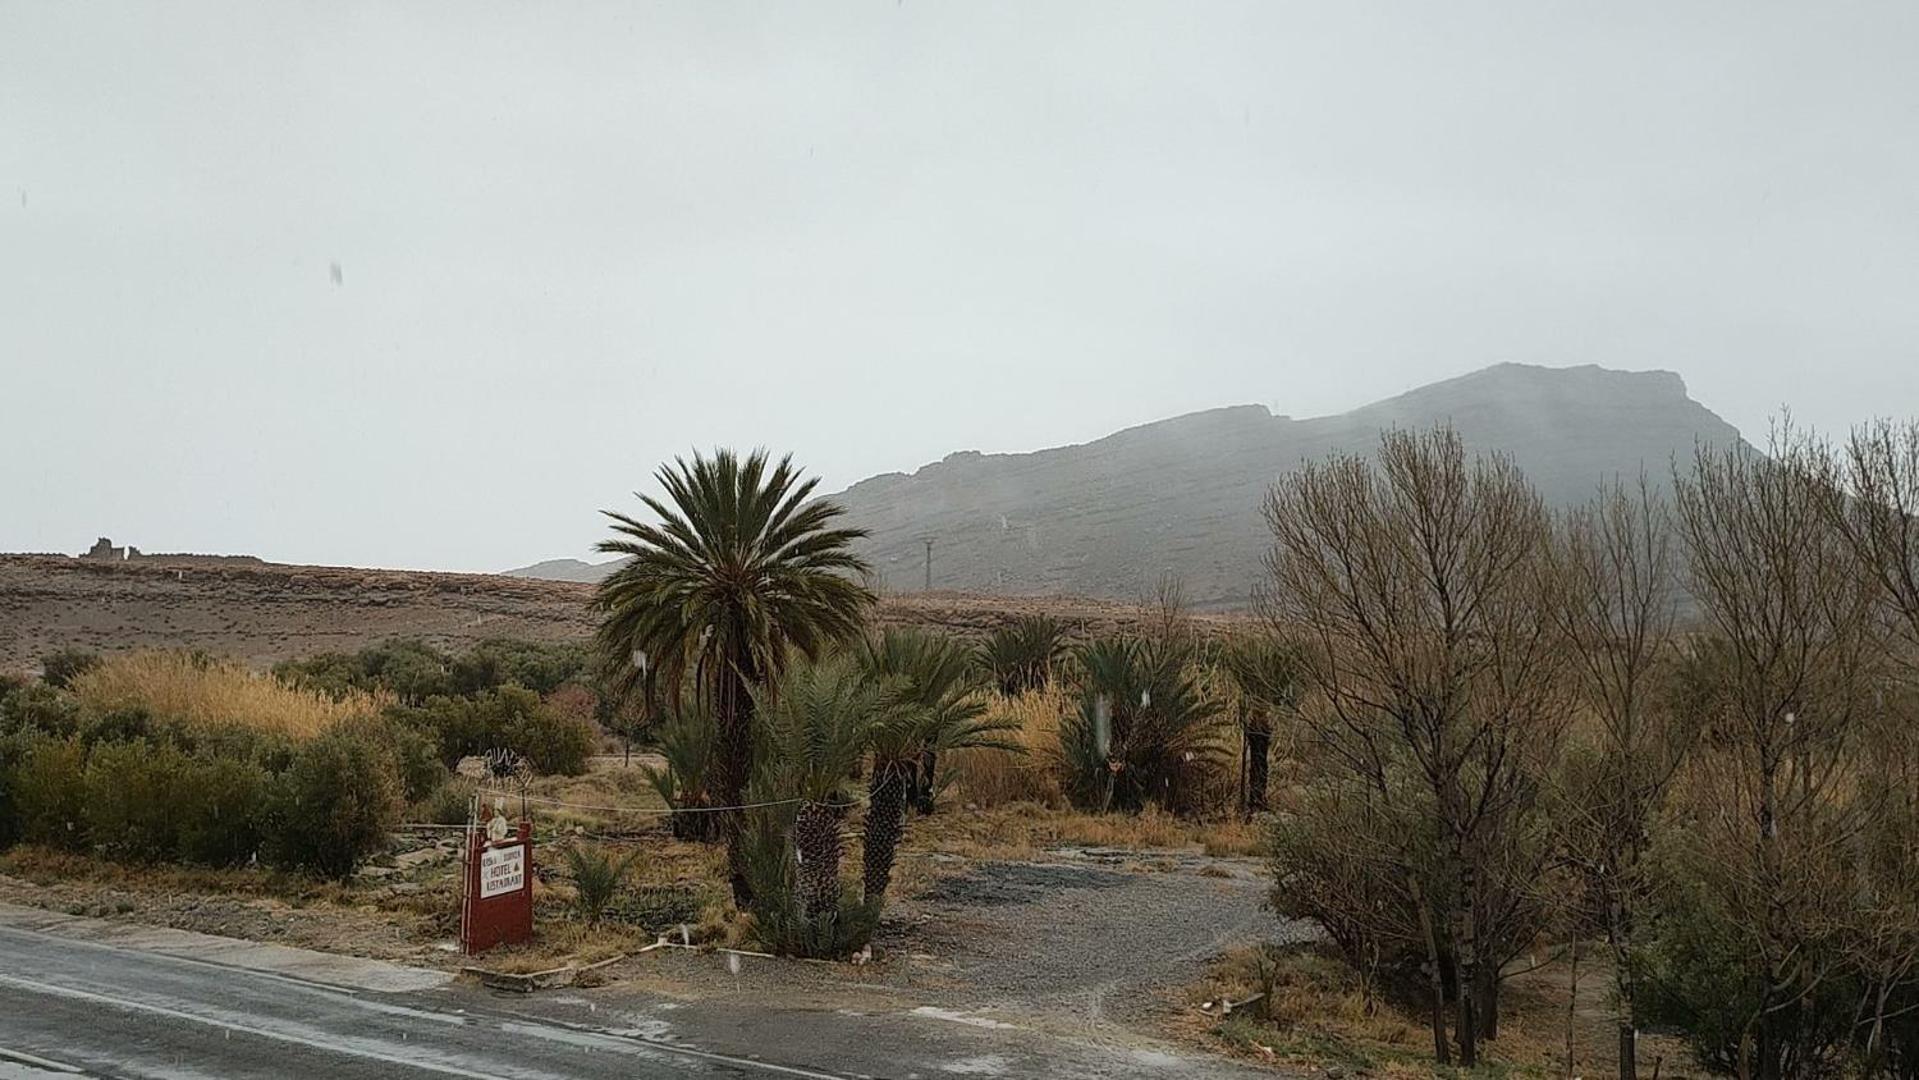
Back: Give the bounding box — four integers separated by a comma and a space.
461, 819, 534, 954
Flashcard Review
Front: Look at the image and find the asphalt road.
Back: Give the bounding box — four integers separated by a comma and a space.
0, 917, 1277, 1079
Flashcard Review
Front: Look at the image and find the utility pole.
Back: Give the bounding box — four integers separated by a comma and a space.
921, 536, 935, 592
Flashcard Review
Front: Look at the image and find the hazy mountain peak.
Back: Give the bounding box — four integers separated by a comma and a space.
506, 363, 1744, 603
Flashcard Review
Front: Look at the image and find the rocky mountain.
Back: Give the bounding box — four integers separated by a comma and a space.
827, 363, 1745, 608
505, 363, 1748, 609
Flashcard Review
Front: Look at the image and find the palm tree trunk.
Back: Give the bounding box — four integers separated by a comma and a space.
716, 656, 756, 907
792, 800, 845, 918
911, 750, 937, 814
864, 767, 909, 901
1245, 714, 1272, 814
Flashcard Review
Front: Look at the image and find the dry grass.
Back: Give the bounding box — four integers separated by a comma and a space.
945, 687, 1069, 808
903, 803, 1262, 862
69, 650, 389, 738
1189, 943, 1703, 1079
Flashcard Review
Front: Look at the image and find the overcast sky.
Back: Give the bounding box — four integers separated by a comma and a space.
5, 2, 1917, 572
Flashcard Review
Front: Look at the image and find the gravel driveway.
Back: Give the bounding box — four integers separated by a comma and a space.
884, 847, 1309, 1028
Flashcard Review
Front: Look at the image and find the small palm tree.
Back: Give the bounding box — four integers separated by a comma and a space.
752, 654, 895, 918
638, 699, 719, 842
596, 449, 873, 905
1061, 635, 1225, 814
977, 615, 1067, 697
566, 843, 641, 924
859, 629, 1021, 900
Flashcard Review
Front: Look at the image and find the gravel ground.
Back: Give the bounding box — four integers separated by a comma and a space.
884, 847, 1309, 1026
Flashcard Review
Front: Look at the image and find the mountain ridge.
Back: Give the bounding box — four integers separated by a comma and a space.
505, 363, 1748, 607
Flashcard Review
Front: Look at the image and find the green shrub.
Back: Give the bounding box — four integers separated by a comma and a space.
977, 615, 1067, 696
75, 706, 154, 749
39, 648, 101, 690
451, 639, 590, 697
0, 682, 82, 740
1059, 636, 1226, 814
177, 754, 269, 866
336, 714, 443, 802
0, 734, 23, 850
411, 775, 479, 826
12, 736, 89, 850
500, 688, 596, 776
390, 686, 593, 776
83, 739, 190, 861
162, 719, 297, 773
263, 727, 402, 879
642, 704, 719, 842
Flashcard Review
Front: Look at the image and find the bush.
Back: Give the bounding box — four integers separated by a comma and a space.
83, 739, 191, 861
10, 736, 89, 850
0, 682, 82, 740
391, 685, 593, 776
336, 714, 444, 802
411, 776, 479, 826
977, 616, 1067, 696
502, 688, 596, 775
451, 639, 591, 697
39, 648, 101, 690
0, 734, 24, 850
263, 727, 402, 879
177, 754, 269, 866
75, 706, 154, 749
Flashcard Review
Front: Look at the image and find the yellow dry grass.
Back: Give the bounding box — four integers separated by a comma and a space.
69, 650, 389, 739
945, 687, 1069, 808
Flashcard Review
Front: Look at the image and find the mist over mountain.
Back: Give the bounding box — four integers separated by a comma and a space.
507, 363, 1748, 608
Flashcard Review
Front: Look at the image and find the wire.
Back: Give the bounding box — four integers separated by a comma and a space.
506, 792, 821, 815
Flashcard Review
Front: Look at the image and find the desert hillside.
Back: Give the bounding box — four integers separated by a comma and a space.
0, 555, 1229, 672
509, 363, 1748, 608
827, 363, 1745, 607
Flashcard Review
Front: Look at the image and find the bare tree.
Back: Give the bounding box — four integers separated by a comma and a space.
1553, 474, 1691, 1080
1669, 428, 1884, 1080
1820, 419, 1919, 1071
1263, 426, 1571, 1067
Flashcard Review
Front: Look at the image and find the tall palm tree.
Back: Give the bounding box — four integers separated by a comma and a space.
595, 449, 873, 905
752, 654, 897, 918
859, 629, 1021, 900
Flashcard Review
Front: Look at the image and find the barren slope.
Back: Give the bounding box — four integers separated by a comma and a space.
0, 556, 1235, 671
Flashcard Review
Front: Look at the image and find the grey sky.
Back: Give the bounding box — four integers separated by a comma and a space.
5, 2, 1917, 572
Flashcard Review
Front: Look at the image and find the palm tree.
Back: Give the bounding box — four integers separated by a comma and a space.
1221, 634, 1302, 816
752, 654, 895, 918
595, 449, 873, 905
859, 629, 1021, 900
977, 615, 1067, 697
1061, 635, 1225, 814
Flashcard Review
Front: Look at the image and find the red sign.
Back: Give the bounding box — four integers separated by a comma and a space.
462, 822, 534, 954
